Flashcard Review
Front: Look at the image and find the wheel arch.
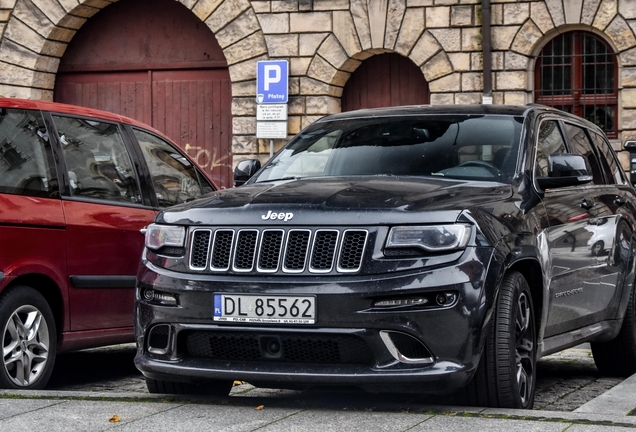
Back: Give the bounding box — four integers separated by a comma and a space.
1, 274, 65, 338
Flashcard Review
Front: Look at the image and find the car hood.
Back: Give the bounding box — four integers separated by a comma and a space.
159, 176, 513, 226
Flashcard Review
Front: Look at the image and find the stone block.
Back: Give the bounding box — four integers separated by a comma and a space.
621, 108, 636, 130
318, 34, 348, 69
564, 0, 584, 24
493, 91, 504, 104
436, 0, 460, 5
232, 116, 256, 135
430, 28, 461, 52
250, 1, 270, 13
407, 0, 433, 6
461, 27, 481, 51
306, 95, 340, 115
313, 0, 350, 10
257, 13, 289, 34
290, 76, 301, 95
333, 11, 361, 56
545, 0, 565, 27
606, 16, 636, 51
367, 0, 388, 48
4, 19, 45, 56
206, 0, 250, 33
620, 0, 636, 19
504, 51, 529, 70
0, 83, 50, 99
307, 54, 338, 83
272, 0, 298, 12
394, 7, 425, 56
461, 72, 482, 91
232, 135, 258, 154
623, 88, 636, 108
622, 67, 636, 86
58, 14, 87, 30
451, 5, 474, 27
214, 9, 261, 48
456, 92, 481, 104
231, 98, 256, 116
426, 6, 450, 28
503, 91, 527, 105
265, 34, 299, 56
491, 51, 504, 70
287, 115, 302, 134
428, 72, 460, 92
531, 1, 554, 34
430, 93, 455, 105
302, 115, 325, 129
224, 32, 267, 65
291, 57, 312, 75
492, 26, 519, 50
228, 55, 266, 82
448, 52, 470, 71
31, 0, 68, 23
58, 3, 99, 19
495, 71, 526, 90
300, 76, 333, 95
232, 80, 256, 97
288, 96, 306, 114
0, 0, 17, 8
385, 0, 407, 50
503, 2, 530, 25
258, 138, 287, 154
351, 0, 371, 49
593, 0, 618, 30
192, 0, 223, 21
511, 20, 542, 56
411, 31, 441, 66
621, 46, 636, 66
581, 0, 602, 26
299, 33, 329, 56
290, 12, 332, 32
13, 0, 54, 39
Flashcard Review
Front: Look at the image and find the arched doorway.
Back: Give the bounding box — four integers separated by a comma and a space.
54, 0, 233, 187
341, 53, 430, 112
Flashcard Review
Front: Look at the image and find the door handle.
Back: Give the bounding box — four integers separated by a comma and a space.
581, 199, 594, 210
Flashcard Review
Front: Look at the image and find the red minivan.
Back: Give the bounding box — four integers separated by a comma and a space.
0, 98, 216, 389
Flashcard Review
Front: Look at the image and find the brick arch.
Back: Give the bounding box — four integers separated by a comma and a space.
0, 0, 267, 99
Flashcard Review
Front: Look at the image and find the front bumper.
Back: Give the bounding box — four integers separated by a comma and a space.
134, 246, 496, 394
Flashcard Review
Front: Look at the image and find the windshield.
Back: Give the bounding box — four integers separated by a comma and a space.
253, 114, 524, 184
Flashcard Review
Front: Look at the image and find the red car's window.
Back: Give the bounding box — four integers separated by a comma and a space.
53, 115, 142, 204
0, 108, 59, 198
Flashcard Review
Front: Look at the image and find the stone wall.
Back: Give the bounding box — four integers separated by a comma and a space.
0, 0, 634, 162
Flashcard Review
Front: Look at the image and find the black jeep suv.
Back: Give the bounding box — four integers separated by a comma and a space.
135, 105, 636, 408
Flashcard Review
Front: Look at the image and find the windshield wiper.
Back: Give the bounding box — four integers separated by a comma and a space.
256, 176, 303, 183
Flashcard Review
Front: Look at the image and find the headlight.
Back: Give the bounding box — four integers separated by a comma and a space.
145, 224, 185, 250
386, 225, 471, 252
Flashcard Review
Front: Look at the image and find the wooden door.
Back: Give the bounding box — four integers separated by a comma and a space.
342, 53, 430, 112
54, 0, 233, 188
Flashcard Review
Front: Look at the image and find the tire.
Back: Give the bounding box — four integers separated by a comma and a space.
458, 271, 537, 408
591, 281, 636, 377
146, 378, 233, 397
0, 286, 57, 389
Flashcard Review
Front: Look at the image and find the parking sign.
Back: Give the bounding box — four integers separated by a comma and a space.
257, 60, 289, 104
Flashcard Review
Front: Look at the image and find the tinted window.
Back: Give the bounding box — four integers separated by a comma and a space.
54, 115, 142, 204
254, 115, 523, 183
590, 132, 626, 185
535, 120, 566, 178
0, 109, 58, 198
563, 123, 604, 185
133, 128, 214, 207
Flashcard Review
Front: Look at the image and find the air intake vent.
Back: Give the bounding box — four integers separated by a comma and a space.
380, 331, 434, 364
148, 324, 171, 354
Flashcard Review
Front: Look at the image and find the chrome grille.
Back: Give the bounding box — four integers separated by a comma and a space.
189, 228, 368, 274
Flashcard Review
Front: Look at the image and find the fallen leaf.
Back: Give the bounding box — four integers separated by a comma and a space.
109, 415, 121, 423
233, 381, 243, 387
255, 405, 264, 411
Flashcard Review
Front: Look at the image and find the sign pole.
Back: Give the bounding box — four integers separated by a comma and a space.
270, 139, 274, 158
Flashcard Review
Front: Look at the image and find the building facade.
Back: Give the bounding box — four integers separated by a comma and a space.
0, 0, 634, 187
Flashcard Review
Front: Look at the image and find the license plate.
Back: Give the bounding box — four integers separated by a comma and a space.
213, 294, 316, 324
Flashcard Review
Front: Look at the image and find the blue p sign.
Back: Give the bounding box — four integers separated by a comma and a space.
257, 60, 289, 104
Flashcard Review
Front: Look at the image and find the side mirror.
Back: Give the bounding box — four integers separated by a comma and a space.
233, 159, 261, 187
536, 154, 593, 189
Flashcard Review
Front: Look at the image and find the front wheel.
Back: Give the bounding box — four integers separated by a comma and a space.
458, 271, 537, 408
0, 286, 57, 389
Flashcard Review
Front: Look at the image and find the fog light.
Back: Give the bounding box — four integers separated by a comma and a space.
141, 288, 178, 306
436, 294, 447, 305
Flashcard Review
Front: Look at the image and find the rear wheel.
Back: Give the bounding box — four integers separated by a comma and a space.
0, 286, 57, 389
459, 271, 536, 408
146, 377, 233, 396
591, 281, 636, 377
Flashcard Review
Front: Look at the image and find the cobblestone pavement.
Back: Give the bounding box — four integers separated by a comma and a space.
47, 343, 623, 412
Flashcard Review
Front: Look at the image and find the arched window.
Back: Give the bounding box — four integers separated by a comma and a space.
342, 53, 429, 112
535, 31, 618, 138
